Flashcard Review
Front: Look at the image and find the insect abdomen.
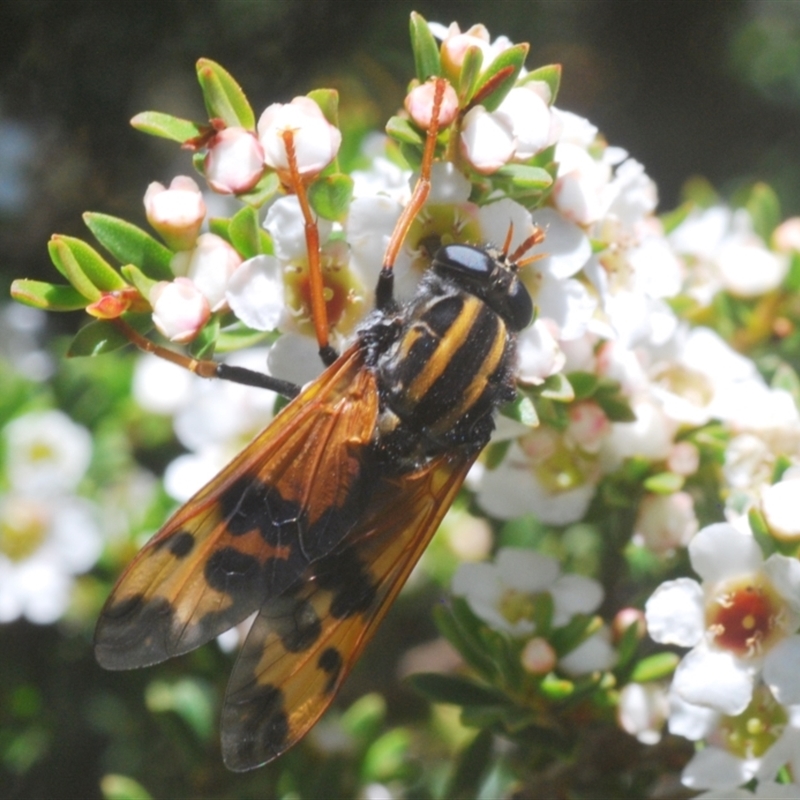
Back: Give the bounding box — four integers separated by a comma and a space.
379, 287, 514, 451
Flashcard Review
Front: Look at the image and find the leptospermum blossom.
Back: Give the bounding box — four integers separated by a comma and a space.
258, 96, 341, 179
143, 176, 206, 251
761, 469, 800, 541
204, 127, 265, 194
170, 232, 243, 311
645, 523, 800, 717
459, 105, 516, 175
150, 277, 210, 343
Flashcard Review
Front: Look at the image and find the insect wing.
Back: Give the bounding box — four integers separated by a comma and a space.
95, 345, 379, 670
220, 449, 476, 770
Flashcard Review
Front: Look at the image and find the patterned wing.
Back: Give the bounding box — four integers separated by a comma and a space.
95, 345, 379, 670
219, 449, 476, 771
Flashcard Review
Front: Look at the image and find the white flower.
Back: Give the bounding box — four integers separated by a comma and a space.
0, 494, 101, 624
645, 523, 800, 716
225, 255, 286, 332
204, 127, 265, 195
264, 195, 333, 262
762, 474, 800, 541
144, 175, 206, 251
132, 354, 194, 416
618, 682, 669, 745
5, 409, 92, 494
150, 277, 210, 343
633, 492, 699, 554
558, 625, 617, 676
258, 96, 341, 178
459, 105, 516, 175
497, 85, 553, 160
452, 547, 603, 636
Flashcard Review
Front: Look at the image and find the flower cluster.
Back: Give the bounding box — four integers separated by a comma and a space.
9, 10, 800, 797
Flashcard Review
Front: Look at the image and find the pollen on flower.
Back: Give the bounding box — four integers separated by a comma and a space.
0, 499, 48, 562
707, 577, 782, 656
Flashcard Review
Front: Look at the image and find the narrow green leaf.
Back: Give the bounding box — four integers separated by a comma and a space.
567, 371, 599, 400
130, 111, 206, 143
495, 164, 553, 192
483, 439, 511, 471
629, 652, 679, 683
188, 314, 219, 359
643, 471, 684, 494
660, 200, 694, 235
362, 728, 411, 783
48, 237, 100, 300
444, 729, 494, 800
10, 279, 88, 311
120, 264, 156, 301
614, 620, 643, 671
500, 395, 538, 427
238, 170, 280, 209
306, 88, 340, 128
433, 605, 498, 682
83, 213, 173, 281
519, 64, 562, 105
473, 43, 529, 112
196, 58, 255, 129
745, 182, 782, 242
458, 45, 484, 104
228, 206, 261, 259
409, 12, 441, 81
340, 693, 386, 742
58, 235, 127, 291
539, 372, 575, 402
308, 173, 354, 222
208, 217, 231, 243
406, 673, 505, 707
385, 115, 424, 147
67, 320, 129, 356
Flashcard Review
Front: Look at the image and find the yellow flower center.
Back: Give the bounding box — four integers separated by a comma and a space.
0, 500, 49, 562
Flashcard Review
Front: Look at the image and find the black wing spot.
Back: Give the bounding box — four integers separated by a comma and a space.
314, 548, 377, 619
222, 682, 289, 771
166, 530, 195, 558
318, 647, 343, 694
265, 596, 322, 653
204, 547, 262, 600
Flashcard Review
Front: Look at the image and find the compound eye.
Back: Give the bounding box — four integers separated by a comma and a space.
433, 244, 494, 280
506, 279, 534, 331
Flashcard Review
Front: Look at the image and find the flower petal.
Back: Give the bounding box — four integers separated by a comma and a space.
645, 578, 705, 647
672, 644, 755, 715
688, 523, 763, 583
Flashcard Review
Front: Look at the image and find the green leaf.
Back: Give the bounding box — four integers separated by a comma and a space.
195, 58, 255, 129
362, 728, 411, 782
539, 372, 575, 402
495, 164, 553, 193
643, 471, 684, 494
188, 314, 219, 359
100, 774, 153, 800
120, 264, 156, 301
47, 237, 100, 300
660, 200, 695, 235
308, 173, 354, 222
550, 613, 599, 657
10, 279, 88, 311
500, 395, 538, 427
406, 673, 506, 707
58, 235, 127, 292
130, 111, 206, 143
340, 693, 386, 742
594, 379, 636, 422
567, 371, 599, 400
228, 206, 261, 259
433, 605, 498, 682
483, 439, 511, 470
145, 677, 215, 740
444, 729, 494, 800
615, 620, 643, 671
409, 12, 441, 81
307, 88, 340, 128
745, 182, 781, 242
238, 170, 280, 209
519, 64, 562, 105
629, 652, 679, 683
83, 213, 173, 281
67, 313, 151, 357
473, 43, 529, 112
208, 217, 231, 242
458, 45, 484, 104
215, 325, 273, 353
385, 115, 424, 147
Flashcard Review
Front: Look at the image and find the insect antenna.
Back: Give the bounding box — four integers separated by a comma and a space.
510, 226, 546, 267
375, 77, 448, 312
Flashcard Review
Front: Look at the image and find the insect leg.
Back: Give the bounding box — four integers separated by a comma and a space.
112, 318, 301, 399
281, 131, 339, 368
375, 77, 447, 312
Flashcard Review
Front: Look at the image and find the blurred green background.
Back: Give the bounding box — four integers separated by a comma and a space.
1, 1, 799, 798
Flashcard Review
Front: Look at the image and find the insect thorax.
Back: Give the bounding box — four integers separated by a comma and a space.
362, 271, 518, 468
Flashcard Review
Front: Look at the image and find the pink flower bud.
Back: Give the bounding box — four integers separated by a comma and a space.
144, 176, 206, 251
459, 105, 515, 175
612, 608, 646, 642
257, 96, 341, 178
204, 127, 265, 195
521, 637, 557, 675
404, 79, 459, 131
172, 233, 242, 312
667, 441, 700, 476
773, 217, 800, 253
150, 278, 210, 343
439, 24, 493, 80
566, 401, 610, 454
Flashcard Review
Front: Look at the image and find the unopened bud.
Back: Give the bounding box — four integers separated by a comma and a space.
404, 79, 459, 131
204, 127, 265, 195
144, 176, 206, 251
150, 278, 210, 343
